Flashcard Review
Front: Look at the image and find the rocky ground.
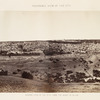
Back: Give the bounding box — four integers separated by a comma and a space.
0, 53, 100, 92
1, 40, 100, 92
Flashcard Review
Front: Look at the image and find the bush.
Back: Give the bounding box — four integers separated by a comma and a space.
17, 69, 21, 72
87, 79, 95, 83
43, 43, 65, 55
93, 70, 100, 77
13, 72, 17, 74
21, 71, 33, 79
0, 70, 8, 75
76, 72, 87, 79
67, 70, 73, 74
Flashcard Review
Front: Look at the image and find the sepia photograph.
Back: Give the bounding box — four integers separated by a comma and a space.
0, 0, 100, 100
0, 11, 100, 93
0, 40, 100, 92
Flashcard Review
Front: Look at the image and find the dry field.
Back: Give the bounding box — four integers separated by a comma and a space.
0, 54, 100, 92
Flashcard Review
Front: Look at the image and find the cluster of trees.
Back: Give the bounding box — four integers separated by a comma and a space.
43, 43, 66, 55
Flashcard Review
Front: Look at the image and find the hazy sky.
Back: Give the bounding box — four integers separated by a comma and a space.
0, 11, 100, 41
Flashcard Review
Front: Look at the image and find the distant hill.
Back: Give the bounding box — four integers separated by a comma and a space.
0, 40, 100, 56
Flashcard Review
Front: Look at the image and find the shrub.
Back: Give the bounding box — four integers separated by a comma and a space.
0, 70, 8, 75
43, 43, 65, 55
17, 69, 21, 72
13, 72, 17, 74
21, 71, 33, 79
93, 70, 100, 77
67, 70, 73, 74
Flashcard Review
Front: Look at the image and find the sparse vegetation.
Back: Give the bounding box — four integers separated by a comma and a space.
0, 70, 8, 75
0, 40, 100, 92
21, 71, 33, 80
93, 70, 100, 77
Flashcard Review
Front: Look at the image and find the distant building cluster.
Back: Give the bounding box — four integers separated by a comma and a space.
0, 41, 100, 56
